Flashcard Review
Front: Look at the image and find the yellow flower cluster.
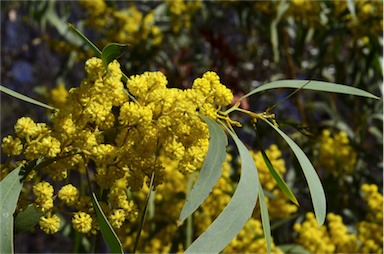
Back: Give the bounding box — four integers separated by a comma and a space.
251, 145, 298, 219
318, 130, 357, 176
2, 56, 234, 240
78, 0, 163, 47
294, 212, 356, 253
327, 213, 359, 252
5, 117, 61, 161
357, 184, 383, 253
294, 184, 383, 253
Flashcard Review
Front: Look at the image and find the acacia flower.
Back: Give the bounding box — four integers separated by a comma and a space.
39, 214, 61, 234
58, 184, 79, 206
72, 212, 93, 233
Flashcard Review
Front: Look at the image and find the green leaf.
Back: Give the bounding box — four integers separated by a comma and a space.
258, 183, 271, 254
67, 25, 131, 87
185, 125, 259, 253
257, 139, 299, 206
263, 119, 326, 226
101, 43, 130, 69
15, 204, 44, 234
240, 80, 380, 101
91, 193, 123, 254
0, 166, 23, 254
0, 85, 56, 111
179, 115, 228, 224
68, 24, 102, 57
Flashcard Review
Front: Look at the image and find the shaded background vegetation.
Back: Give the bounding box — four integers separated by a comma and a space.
1, 0, 382, 252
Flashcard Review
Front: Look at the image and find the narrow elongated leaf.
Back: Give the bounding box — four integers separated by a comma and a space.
258, 183, 271, 253
101, 43, 130, 69
0, 85, 56, 110
91, 193, 123, 254
179, 115, 228, 224
0, 166, 23, 254
240, 80, 380, 101
185, 126, 258, 253
258, 141, 299, 206
15, 204, 44, 234
263, 119, 326, 225
68, 24, 102, 57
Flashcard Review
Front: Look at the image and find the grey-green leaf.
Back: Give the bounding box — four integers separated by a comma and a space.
258, 183, 271, 253
0, 167, 23, 254
263, 119, 326, 225
101, 43, 130, 69
91, 193, 123, 254
15, 204, 44, 234
240, 80, 380, 100
185, 126, 259, 253
179, 115, 228, 224
0, 85, 56, 111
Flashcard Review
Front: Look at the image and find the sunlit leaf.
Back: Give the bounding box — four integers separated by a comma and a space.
0, 85, 56, 110
185, 125, 258, 253
240, 80, 380, 101
258, 183, 271, 253
263, 119, 326, 225
0, 166, 23, 254
15, 204, 43, 234
179, 115, 228, 224
101, 43, 130, 69
91, 193, 123, 254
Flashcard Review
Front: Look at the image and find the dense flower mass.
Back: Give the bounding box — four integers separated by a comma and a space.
1, 57, 234, 241
294, 183, 383, 253
357, 184, 383, 253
